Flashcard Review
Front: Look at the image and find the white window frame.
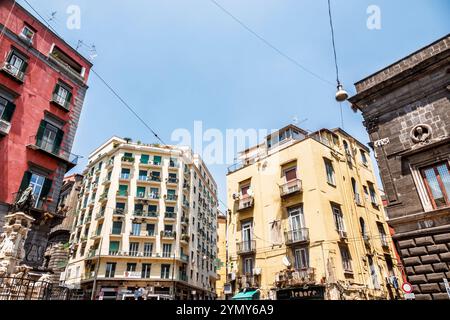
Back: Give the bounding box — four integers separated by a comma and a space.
294, 248, 309, 270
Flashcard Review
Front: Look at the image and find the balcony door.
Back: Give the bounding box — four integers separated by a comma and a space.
242, 222, 252, 251
288, 206, 305, 241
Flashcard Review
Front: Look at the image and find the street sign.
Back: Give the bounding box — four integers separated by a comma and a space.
404, 293, 415, 300
402, 282, 413, 294
443, 278, 450, 299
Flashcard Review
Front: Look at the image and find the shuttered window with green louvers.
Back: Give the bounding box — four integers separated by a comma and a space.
52, 83, 72, 110
35, 120, 64, 155
0, 97, 15, 123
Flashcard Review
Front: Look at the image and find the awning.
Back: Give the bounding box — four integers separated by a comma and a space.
231, 290, 259, 300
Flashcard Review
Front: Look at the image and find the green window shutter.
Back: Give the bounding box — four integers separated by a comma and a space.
140, 154, 149, 164
1, 101, 16, 122
40, 178, 53, 199
53, 128, 64, 154
154, 156, 162, 164
109, 241, 119, 251
52, 83, 60, 95
19, 171, 32, 192
36, 120, 47, 146
21, 60, 28, 72
66, 91, 73, 107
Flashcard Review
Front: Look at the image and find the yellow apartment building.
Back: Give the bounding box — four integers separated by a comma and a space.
225, 125, 403, 300
215, 214, 227, 299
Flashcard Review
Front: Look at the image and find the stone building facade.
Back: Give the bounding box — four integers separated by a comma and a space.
349, 34, 450, 300
44, 174, 84, 284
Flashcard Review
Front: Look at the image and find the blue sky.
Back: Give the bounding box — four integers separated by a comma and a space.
19, 0, 450, 208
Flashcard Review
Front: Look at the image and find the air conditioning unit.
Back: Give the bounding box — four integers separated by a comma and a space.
232, 192, 241, 200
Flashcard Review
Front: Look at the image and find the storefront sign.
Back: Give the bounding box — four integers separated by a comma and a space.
276, 286, 325, 300
124, 271, 141, 278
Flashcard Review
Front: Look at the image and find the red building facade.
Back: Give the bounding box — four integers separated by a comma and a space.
0, 0, 92, 268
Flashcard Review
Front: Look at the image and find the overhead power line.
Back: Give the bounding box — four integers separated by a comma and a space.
208, 0, 335, 87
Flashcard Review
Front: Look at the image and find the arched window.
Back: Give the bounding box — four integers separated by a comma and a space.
352, 178, 361, 204
359, 217, 367, 238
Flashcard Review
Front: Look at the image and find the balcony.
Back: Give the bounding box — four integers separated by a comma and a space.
237, 195, 254, 211
169, 160, 179, 169
1, 61, 25, 82
181, 216, 189, 225
284, 228, 309, 245
180, 253, 189, 263
112, 208, 125, 216
133, 211, 158, 219
165, 194, 178, 202
380, 236, 389, 249
121, 156, 135, 164
166, 177, 179, 185
51, 93, 70, 111
236, 240, 256, 255
0, 119, 11, 136
354, 193, 363, 206
139, 160, 161, 168
116, 190, 129, 199
279, 179, 302, 197
161, 230, 176, 239
338, 230, 348, 240
275, 268, 316, 288
182, 200, 190, 208
26, 135, 80, 170
119, 173, 131, 181
164, 212, 177, 219
180, 234, 190, 243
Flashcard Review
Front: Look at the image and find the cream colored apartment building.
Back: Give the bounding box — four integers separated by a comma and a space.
225, 125, 403, 300
64, 137, 218, 300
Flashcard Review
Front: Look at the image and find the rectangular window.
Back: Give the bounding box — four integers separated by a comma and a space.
52, 83, 72, 109
109, 241, 120, 255
146, 223, 155, 236
131, 223, 141, 236
134, 203, 144, 215
340, 246, 352, 273
20, 25, 35, 43
360, 150, 368, 165
161, 264, 171, 279
118, 185, 128, 196
143, 243, 153, 257
0, 96, 15, 123
120, 168, 130, 179
136, 186, 146, 198
112, 221, 122, 235
6, 51, 28, 79
421, 162, 450, 209
140, 154, 149, 164
284, 167, 297, 182
36, 120, 64, 155
324, 159, 336, 185
368, 182, 378, 206
105, 263, 116, 278
332, 204, 346, 233
377, 222, 388, 247
294, 248, 309, 270
126, 263, 137, 272
138, 170, 147, 181
148, 205, 157, 214
142, 264, 151, 278
129, 242, 139, 256
243, 257, 253, 275
153, 155, 162, 165
162, 243, 172, 257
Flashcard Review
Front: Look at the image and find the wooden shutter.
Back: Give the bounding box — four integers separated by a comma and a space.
20, 60, 28, 72
52, 128, 64, 154
1, 101, 15, 122
52, 83, 60, 95
19, 171, 32, 192
285, 167, 297, 181
36, 120, 47, 146
40, 178, 53, 198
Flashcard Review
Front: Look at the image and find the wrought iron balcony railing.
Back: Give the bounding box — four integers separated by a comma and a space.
284, 228, 309, 245
236, 240, 256, 255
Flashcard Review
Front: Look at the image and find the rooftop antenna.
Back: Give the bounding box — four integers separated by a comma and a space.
76, 40, 83, 50
89, 44, 98, 60
49, 11, 57, 22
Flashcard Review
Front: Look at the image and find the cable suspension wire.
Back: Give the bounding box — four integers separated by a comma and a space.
208, 0, 335, 87
327, 0, 341, 86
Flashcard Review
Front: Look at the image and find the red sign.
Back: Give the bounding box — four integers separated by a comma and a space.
402, 282, 413, 293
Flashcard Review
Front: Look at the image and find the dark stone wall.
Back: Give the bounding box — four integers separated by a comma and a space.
350, 34, 450, 300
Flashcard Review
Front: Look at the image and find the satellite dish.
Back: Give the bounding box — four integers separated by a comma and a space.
282, 256, 291, 267
247, 188, 254, 197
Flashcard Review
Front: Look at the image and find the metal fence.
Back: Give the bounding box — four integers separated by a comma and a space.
0, 276, 85, 300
